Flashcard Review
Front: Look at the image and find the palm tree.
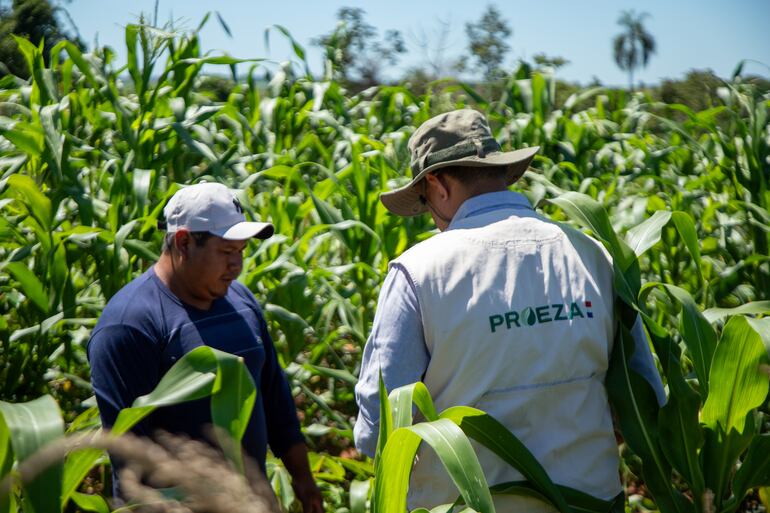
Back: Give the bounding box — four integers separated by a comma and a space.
613, 10, 656, 91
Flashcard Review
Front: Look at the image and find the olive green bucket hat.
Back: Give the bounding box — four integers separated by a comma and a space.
380, 109, 539, 216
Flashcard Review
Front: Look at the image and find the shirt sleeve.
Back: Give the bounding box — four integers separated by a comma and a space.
353, 264, 431, 457
257, 310, 305, 457
628, 315, 667, 407
87, 324, 161, 436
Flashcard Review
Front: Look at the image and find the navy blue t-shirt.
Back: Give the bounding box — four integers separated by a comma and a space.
87, 267, 303, 476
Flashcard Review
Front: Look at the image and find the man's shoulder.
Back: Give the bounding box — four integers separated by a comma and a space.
94, 269, 167, 336
550, 219, 613, 265
393, 230, 459, 264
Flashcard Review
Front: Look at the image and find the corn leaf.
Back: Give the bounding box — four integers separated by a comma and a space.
374, 371, 393, 466
642, 282, 717, 398
701, 316, 769, 434
0, 416, 14, 513
70, 491, 110, 513
61, 448, 106, 507
6, 174, 52, 232
4, 262, 49, 313
670, 211, 703, 281
606, 323, 692, 513
701, 316, 770, 509
374, 419, 494, 513
439, 406, 571, 513
350, 479, 371, 513
0, 395, 64, 513
65, 346, 257, 492
210, 353, 257, 474
547, 192, 640, 305
486, 482, 622, 513
657, 362, 705, 502
626, 210, 672, 257
703, 301, 770, 324
731, 435, 770, 504
388, 382, 438, 428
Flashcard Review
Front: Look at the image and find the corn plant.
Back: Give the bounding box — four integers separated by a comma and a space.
547, 191, 770, 513
1, 13, 769, 513
372, 378, 624, 513
0, 345, 262, 512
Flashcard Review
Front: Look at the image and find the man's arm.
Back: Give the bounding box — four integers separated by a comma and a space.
281, 442, 323, 513
257, 312, 322, 512
628, 315, 667, 406
88, 323, 161, 499
87, 324, 161, 434
354, 264, 430, 457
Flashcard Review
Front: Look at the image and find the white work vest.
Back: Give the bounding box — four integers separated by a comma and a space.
393, 205, 621, 511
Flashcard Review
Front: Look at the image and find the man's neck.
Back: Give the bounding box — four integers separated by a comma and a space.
464, 182, 508, 199
154, 254, 213, 310
451, 183, 508, 214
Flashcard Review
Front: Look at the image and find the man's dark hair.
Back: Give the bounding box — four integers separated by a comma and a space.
434, 165, 509, 187
162, 231, 213, 253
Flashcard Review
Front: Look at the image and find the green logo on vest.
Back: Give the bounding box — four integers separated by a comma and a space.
489, 301, 594, 333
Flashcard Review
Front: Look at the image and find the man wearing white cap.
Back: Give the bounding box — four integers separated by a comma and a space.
353, 109, 664, 511
89, 182, 322, 512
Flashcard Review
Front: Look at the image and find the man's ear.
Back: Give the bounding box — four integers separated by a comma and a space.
425, 173, 450, 201
174, 230, 192, 258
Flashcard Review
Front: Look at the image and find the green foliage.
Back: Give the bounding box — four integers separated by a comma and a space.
0, 14, 768, 513
0, 346, 258, 510
464, 4, 512, 80
549, 192, 770, 513
372, 381, 622, 512
0, 0, 83, 79
0, 395, 63, 513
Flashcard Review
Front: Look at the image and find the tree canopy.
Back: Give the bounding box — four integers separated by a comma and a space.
313, 7, 405, 87
612, 10, 656, 90
464, 5, 512, 80
0, 0, 82, 78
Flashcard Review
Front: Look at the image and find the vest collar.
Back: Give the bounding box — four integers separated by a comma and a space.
449, 191, 533, 230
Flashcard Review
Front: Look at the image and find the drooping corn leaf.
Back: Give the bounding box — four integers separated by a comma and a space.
439, 406, 572, 513
641, 283, 717, 398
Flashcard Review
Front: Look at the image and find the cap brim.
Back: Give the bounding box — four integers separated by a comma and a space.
380, 146, 540, 217
211, 221, 275, 240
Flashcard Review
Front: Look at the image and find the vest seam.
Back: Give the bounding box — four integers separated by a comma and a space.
452, 232, 565, 249
482, 371, 604, 396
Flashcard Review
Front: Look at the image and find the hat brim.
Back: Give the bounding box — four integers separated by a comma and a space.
211, 221, 275, 240
380, 146, 540, 217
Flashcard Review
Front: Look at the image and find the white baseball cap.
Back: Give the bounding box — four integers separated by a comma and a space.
162, 182, 274, 240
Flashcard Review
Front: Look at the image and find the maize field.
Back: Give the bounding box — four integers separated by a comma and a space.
0, 18, 769, 513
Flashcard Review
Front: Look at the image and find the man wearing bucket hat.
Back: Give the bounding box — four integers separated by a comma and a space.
354, 109, 664, 511
88, 182, 322, 512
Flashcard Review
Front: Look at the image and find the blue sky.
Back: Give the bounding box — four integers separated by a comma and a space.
64, 0, 770, 86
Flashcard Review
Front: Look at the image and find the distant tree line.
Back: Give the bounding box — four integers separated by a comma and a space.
1, 0, 767, 109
